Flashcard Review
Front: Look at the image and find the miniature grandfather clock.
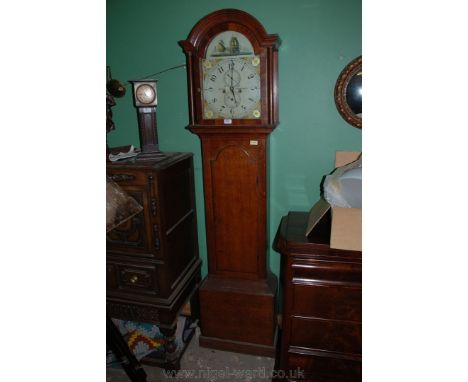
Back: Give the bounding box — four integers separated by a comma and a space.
179, 9, 280, 356
129, 79, 161, 158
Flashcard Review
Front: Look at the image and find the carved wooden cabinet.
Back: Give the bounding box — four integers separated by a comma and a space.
274, 210, 362, 381
106, 152, 201, 369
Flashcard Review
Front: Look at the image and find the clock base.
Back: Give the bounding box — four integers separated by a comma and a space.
198, 274, 277, 357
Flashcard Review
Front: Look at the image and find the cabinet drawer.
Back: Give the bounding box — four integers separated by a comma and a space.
287, 351, 361, 381
292, 283, 361, 322
290, 316, 361, 355
291, 261, 361, 284
107, 170, 153, 187
107, 260, 159, 296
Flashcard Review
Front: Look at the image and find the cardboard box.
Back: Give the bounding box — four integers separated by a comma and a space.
335, 151, 361, 168
306, 151, 362, 251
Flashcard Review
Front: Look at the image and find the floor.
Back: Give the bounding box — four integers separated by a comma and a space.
106, 328, 275, 382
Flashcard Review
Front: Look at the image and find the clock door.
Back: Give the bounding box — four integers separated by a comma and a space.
202, 137, 267, 279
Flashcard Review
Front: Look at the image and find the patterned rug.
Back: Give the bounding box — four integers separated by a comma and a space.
107, 315, 196, 366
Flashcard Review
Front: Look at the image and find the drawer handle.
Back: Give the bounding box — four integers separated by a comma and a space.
130, 275, 139, 284
109, 174, 135, 182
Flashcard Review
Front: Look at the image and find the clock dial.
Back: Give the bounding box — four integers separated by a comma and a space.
135, 84, 156, 105
202, 56, 261, 119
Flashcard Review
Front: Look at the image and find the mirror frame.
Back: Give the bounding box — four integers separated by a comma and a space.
334, 56, 362, 129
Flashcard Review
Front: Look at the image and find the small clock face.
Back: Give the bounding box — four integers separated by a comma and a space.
135, 84, 156, 105
202, 56, 261, 119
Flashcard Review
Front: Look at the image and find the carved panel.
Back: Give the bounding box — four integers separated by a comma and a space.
106, 191, 146, 249
109, 174, 135, 182
148, 175, 158, 217
153, 225, 161, 251
107, 301, 160, 324
106, 263, 117, 289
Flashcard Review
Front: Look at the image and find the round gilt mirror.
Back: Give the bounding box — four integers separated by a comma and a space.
334, 56, 362, 129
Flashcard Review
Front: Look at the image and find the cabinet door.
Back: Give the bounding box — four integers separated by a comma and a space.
106, 169, 160, 258
202, 136, 267, 279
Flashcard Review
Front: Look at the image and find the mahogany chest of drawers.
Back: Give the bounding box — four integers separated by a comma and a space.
106, 152, 201, 369
274, 210, 362, 381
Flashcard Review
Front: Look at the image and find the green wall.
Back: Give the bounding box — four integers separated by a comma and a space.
107, 0, 361, 278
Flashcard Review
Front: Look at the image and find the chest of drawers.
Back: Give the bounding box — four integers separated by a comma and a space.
274, 210, 362, 381
106, 152, 201, 369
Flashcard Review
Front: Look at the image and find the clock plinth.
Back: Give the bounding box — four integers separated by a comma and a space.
180, 9, 280, 356
198, 275, 277, 357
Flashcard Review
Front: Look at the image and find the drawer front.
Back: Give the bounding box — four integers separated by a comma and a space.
292, 283, 361, 322
290, 316, 361, 355
107, 169, 153, 187
107, 260, 159, 296
286, 351, 361, 381
291, 260, 361, 284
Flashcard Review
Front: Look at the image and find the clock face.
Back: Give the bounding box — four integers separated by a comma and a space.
135, 84, 156, 105
202, 56, 261, 119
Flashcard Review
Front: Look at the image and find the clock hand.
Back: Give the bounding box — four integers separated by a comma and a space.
230, 64, 235, 87
230, 86, 238, 104
229, 64, 238, 104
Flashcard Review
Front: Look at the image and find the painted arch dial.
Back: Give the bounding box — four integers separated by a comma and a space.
202, 56, 261, 119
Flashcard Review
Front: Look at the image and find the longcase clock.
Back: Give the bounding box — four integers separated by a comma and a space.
179, 9, 280, 356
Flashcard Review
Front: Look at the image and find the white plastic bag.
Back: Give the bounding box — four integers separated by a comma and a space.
323, 155, 362, 208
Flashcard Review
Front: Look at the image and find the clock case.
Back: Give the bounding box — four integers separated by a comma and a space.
129, 80, 161, 157
179, 9, 280, 356
130, 80, 158, 108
